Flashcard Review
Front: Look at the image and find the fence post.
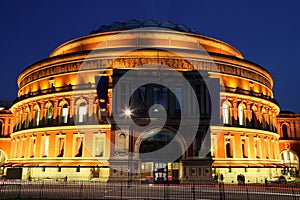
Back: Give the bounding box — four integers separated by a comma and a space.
163, 183, 169, 200
291, 186, 296, 200
191, 182, 195, 200
219, 183, 225, 200
17, 181, 21, 199
121, 185, 123, 200
246, 185, 249, 200
39, 181, 44, 199
79, 182, 83, 199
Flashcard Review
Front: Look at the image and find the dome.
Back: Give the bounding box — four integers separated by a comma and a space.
89, 19, 199, 35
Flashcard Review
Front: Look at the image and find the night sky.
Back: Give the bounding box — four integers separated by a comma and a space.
0, 0, 299, 113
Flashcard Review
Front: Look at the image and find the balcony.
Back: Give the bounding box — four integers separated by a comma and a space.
13, 83, 96, 104
223, 86, 278, 105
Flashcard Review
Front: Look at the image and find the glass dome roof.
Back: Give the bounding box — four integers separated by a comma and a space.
90, 19, 199, 34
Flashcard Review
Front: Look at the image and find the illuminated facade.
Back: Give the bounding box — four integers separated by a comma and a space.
0, 19, 295, 183
276, 111, 300, 177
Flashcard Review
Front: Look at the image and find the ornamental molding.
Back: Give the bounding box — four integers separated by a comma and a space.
19, 58, 272, 89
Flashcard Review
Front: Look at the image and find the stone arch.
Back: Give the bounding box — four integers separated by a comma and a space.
134, 126, 187, 162
59, 99, 69, 107
75, 96, 88, 106
280, 150, 299, 176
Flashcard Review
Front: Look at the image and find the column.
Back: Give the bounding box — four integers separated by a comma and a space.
53, 98, 59, 123
88, 94, 94, 117
232, 99, 238, 126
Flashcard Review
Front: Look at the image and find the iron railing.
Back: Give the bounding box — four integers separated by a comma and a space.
0, 180, 299, 199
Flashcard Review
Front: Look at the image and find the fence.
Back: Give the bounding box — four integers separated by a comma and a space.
0, 180, 300, 199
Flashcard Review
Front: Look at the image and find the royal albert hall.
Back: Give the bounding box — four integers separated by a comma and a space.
0, 20, 291, 184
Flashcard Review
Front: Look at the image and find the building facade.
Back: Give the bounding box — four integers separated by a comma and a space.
0, 20, 296, 183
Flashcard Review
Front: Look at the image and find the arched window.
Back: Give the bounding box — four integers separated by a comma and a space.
46, 104, 53, 124
24, 107, 30, 128
0, 120, 3, 137
269, 110, 273, 131
251, 105, 257, 128
61, 104, 68, 124
280, 150, 299, 175
261, 108, 266, 130
222, 102, 230, 124
18, 110, 23, 130
0, 150, 6, 169
78, 102, 87, 123
282, 124, 289, 139
238, 103, 245, 126
33, 105, 40, 127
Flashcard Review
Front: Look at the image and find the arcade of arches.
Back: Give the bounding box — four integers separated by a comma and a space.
0, 20, 300, 184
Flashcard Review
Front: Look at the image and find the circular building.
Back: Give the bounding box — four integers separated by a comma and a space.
7, 19, 281, 183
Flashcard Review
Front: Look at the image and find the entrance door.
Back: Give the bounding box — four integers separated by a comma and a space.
139, 129, 183, 183
153, 162, 168, 183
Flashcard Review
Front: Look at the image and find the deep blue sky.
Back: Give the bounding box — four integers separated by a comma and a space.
0, 0, 299, 112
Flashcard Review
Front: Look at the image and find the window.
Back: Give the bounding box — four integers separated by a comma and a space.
30, 137, 36, 158
42, 136, 49, 157
74, 136, 83, 157
175, 87, 182, 111
281, 150, 299, 167
11, 139, 16, 158
241, 138, 248, 158
61, 104, 68, 124
46, 104, 53, 124
255, 137, 261, 158
261, 108, 266, 129
21, 137, 26, 158
56, 136, 65, 157
222, 102, 230, 124
0, 120, 2, 136
24, 107, 30, 128
225, 138, 233, 158
18, 110, 23, 130
251, 106, 257, 128
78, 102, 87, 123
138, 86, 147, 112
33, 105, 40, 127
238, 104, 245, 126
16, 139, 20, 158
265, 138, 270, 159
91, 167, 100, 178
152, 86, 168, 111
269, 111, 273, 131
93, 133, 106, 157
282, 124, 288, 139
117, 133, 126, 152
